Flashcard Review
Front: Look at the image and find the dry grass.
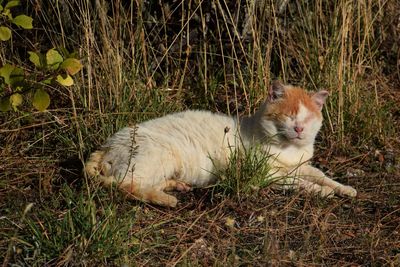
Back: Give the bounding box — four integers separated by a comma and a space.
1, 0, 400, 265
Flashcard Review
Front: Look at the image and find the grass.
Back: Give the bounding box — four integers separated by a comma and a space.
9, 187, 137, 266
1, 0, 400, 266
210, 145, 277, 199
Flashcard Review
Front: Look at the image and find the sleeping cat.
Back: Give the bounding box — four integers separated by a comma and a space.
85, 81, 357, 207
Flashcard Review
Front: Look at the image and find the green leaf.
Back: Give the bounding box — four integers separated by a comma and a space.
42, 78, 52, 85
0, 97, 11, 111
10, 93, 22, 111
46, 48, 63, 69
33, 88, 50, 111
12, 15, 33, 29
5, 0, 20, 9
9, 66, 24, 85
61, 58, 83, 75
56, 74, 74, 86
28, 51, 41, 67
0, 5, 3, 12
3, 8, 12, 20
0, 63, 14, 84
0, 26, 11, 41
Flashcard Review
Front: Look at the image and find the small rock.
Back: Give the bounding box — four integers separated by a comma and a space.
346, 167, 365, 177
225, 217, 235, 228
257, 215, 265, 222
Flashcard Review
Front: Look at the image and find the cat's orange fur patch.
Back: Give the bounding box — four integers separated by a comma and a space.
120, 181, 138, 195
267, 87, 321, 119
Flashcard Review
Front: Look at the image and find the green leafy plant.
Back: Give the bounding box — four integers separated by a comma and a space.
0, 0, 33, 41
0, 1, 83, 112
0, 48, 83, 112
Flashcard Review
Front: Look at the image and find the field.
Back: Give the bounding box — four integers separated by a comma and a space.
1, 0, 399, 266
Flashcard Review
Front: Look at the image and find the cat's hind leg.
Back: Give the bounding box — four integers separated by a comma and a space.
120, 179, 178, 207
163, 180, 192, 192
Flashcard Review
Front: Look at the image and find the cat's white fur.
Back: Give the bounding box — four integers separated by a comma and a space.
86, 81, 357, 207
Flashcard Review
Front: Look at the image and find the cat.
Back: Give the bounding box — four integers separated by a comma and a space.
85, 81, 357, 207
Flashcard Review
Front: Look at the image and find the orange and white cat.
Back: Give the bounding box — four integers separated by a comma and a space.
85, 81, 357, 207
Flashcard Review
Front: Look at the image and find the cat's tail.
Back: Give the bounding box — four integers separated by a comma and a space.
85, 150, 178, 207
85, 150, 115, 185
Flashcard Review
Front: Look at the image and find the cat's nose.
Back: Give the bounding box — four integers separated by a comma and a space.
294, 126, 304, 133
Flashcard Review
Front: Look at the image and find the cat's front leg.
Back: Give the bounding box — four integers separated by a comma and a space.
295, 165, 357, 197
295, 178, 335, 197
270, 169, 334, 197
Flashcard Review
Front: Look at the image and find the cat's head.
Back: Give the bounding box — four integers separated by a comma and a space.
259, 81, 329, 146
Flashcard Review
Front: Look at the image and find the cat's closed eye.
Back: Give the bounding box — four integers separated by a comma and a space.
285, 115, 296, 121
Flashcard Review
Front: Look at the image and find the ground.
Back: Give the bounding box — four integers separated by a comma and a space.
1, 106, 399, 266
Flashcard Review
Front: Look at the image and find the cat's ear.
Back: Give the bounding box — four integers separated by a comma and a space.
269, 80, 286, 101
312, 90, 329, 110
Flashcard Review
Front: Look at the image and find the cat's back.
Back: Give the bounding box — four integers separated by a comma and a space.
139, 110, 236, 147
142, 110, 234, 133
142, 110, 230, 127
101, 110, 237, 183
103, 110, 237, 150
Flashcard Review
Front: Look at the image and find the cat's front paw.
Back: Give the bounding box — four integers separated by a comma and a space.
340, 185, 357, 198
320, 186, 335, 198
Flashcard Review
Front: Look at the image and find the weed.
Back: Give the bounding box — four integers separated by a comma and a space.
211, 144, 276, 200
3, 185, 137, 266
